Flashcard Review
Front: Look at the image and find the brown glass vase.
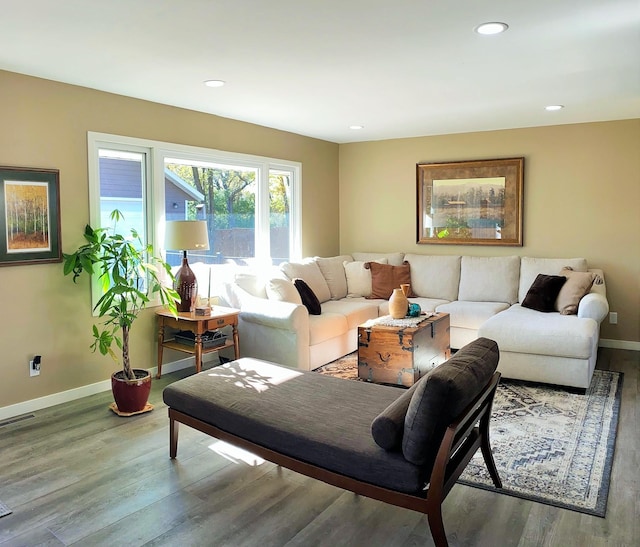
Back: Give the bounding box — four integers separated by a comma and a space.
175, 254, 198, 312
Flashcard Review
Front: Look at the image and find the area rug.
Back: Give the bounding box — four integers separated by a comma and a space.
314, 353, 623, 517
0, 501, 11, 518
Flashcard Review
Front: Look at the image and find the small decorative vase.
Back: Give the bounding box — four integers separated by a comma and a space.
389, 287, 409, 319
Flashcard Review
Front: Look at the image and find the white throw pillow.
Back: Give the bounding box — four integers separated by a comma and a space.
344, 259, 388, 298
234, 273, 267, 299
315, 255, 353, 300
280, 259, 332, 303
458, 256, 520, 304
266, 278, 302, 305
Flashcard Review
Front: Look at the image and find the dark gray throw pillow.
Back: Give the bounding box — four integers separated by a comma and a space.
522, 274, 567, 312
370, 381, 420, 450
293, 278, 321, 315
402, 337, 499, 468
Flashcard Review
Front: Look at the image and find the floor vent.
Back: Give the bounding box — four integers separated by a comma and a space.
0, 414, 35, 428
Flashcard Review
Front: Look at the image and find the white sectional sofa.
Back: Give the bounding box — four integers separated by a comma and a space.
220, 252, 608, 389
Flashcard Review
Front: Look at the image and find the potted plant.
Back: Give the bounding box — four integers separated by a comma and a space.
63, 210, 179, 415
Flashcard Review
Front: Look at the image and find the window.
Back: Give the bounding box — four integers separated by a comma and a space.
88, 132, 301, 303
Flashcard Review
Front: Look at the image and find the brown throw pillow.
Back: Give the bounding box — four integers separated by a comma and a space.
365, 261, 414, 299
521, 274, 567, 312
293, 278, 321, 315
554, 267, 597, 315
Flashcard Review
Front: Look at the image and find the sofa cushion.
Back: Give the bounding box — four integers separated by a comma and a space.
555, 267, 598, 315
320, 300, 380, 330
518, 257, 588, 303
316, 255, 352, 300
402, 338, 499, 466
266, 278, 303, 305
367, 261, 414, 299
352, 251, 405, 266
435, 300, 510, 330
403, 254, 461, 301
344, 259, 387, 298
294, 278, 321, 315
458, 256, 520, 304
478, 305, 597, 359
281, 259, 332, 303
521, 274, 567, 312
309, 313, 348, 345
371, 382, 419, 450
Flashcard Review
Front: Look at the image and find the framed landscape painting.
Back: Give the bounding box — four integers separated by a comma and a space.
0, 166, 62, 266
417, 157, 524, 246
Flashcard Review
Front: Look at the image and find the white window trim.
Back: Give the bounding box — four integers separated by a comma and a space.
87, 131, 302, 308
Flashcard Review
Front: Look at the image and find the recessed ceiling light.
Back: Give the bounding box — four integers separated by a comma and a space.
204, 79, 225, 88
475, 22, 509, 35
349, 125, 364, 130
545, 105, 564, 111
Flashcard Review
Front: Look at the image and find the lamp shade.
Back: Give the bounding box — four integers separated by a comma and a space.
165, 221, 210, 251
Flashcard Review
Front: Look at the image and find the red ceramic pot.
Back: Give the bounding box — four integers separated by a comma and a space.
111, 369, 152, 413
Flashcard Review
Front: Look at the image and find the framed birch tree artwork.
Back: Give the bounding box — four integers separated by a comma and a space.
0, 166, 62, 266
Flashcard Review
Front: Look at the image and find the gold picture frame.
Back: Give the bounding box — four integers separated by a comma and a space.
417, 157, 524, 246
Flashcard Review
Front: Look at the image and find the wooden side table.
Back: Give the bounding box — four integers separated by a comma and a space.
156, 306, 240, 378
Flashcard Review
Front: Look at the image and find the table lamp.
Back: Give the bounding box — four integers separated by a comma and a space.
165, 220, 210, 312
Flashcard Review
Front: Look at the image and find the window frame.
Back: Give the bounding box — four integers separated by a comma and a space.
88, 131, 302, 307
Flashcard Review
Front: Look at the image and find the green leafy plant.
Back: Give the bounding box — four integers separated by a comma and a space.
63, 210, 179, 380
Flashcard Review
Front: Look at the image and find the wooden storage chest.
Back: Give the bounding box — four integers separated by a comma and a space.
357, 313, 451, 387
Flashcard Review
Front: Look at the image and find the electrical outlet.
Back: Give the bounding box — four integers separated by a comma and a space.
609, 312, 618, 325
29, 355, 41, 377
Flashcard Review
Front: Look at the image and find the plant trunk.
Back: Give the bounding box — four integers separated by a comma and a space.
122, 324, 135, 380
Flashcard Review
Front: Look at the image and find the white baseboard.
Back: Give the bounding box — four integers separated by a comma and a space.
599, 338, 640, 351
0, 353, 220, 422
2, 340, 637, 423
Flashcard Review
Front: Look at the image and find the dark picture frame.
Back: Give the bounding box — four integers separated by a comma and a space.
0, 166, 62, 266
417, 157, 524, 246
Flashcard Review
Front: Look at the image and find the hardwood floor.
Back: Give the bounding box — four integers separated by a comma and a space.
0, 348, 638, 546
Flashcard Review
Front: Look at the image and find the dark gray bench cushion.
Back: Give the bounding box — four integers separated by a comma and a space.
163, 358, 427, 493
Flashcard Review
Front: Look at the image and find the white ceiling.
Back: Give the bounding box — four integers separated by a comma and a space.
2, 0, 639, 143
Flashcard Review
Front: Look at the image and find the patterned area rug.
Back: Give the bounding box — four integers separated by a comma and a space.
314, 353, 623, 517
0, 501, 11, 518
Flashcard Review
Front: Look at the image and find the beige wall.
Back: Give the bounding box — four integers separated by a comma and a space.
1, 69, 638, 413
339, 119, 640, 344
0, 70, 339, 409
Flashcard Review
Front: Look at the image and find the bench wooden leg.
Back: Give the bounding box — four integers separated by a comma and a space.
427, 505, 448, 547
170, 416, 179, 459
480, 395, 502, 489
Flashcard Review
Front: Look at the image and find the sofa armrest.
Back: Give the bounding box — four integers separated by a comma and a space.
577, 269, 608, 322
578, 293, 609, 323
240, 296, 309, 332
224, 281, 312, 369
